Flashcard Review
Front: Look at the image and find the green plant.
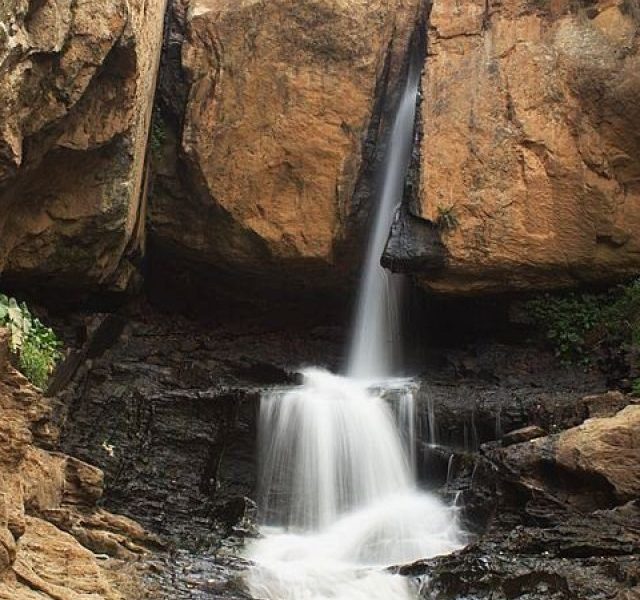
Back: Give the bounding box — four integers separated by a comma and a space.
525, 279, 640, 372
632, 378, 640, 397
149, 116, 167, 158
526, 292, 603, 365
435, 205, 458, 231
0, 294, 62, 388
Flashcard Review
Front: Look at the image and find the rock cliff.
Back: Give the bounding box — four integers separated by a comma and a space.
0, 0, 166, 295
149, 0, 427, 299
3, 0, 639, 302
0, 329, 158, 599
394, 0, 640, 294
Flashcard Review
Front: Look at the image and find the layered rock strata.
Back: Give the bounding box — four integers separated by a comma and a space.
0, 329, 158, 599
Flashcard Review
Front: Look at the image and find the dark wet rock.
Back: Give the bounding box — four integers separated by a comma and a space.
404, 550, 640, 600
405, 404, 640, 600
382, 205, 446, 273
54, 307, 343, 552
413, 343, 607, 456
140, 550, 254, 599
50, 304, 637, 598
402, 451, 640, 599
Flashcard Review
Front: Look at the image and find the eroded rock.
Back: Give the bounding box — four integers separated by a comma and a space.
0, 328, 158, 598
0, 0, 166, 295
491, 404, 640, 510
389, 0, 640, 294
149, 0, 427, 297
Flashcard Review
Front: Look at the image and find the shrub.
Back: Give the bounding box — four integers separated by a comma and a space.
525, 279, 640, 375
0, 294, 62, 388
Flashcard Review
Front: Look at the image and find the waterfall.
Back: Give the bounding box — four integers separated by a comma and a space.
347, 63, 420, 379
245, 58, 463, 600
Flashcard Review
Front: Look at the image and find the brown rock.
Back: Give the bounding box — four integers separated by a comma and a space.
556, 405, 640, 503
10, 517, 121, 600
0, 0, 166, 294
0, 350, 156, 597
501, 424, 546, 446
493, 404, 640, 510
580, 391, 637, 419
413, 0, 640, 294
150, 0, 425, 291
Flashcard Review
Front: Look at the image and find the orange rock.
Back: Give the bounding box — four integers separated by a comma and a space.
556, 404, 640, 503
415, 0, 640, 294
151, 0, 425, 287
0, 329, 156, 598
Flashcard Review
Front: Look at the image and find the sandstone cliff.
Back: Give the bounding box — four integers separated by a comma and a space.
149, 0, 427, 298
0, 0, 166, 294
399, 0, 640, 294
2, 0, 640, 302
0, 329, 158, 599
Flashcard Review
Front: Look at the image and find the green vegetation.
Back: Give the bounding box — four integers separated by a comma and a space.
149, 116, 168, 159
525, 280, 640, 374
435, 205, 459, 231
0, 294, 63, 388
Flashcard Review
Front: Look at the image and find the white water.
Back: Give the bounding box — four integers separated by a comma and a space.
347, 63, 421, 379
245, 62, 463, 600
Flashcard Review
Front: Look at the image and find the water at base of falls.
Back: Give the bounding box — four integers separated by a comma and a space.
244, 370, 463, 600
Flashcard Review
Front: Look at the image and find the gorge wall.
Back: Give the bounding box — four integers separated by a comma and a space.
388, 0, 640, 294
1, 0, 639, 302
148, 0, 427, 301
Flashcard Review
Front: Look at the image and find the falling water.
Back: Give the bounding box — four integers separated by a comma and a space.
245, 58, 463, 600
347, 62, 421, 380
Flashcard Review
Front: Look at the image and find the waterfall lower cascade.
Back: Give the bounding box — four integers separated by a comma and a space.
244, 63, 464, 600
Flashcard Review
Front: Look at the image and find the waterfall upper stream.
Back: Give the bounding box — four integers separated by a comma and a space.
244, 61, 463, 600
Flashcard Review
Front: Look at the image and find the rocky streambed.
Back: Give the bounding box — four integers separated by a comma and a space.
2, 305, 622, 599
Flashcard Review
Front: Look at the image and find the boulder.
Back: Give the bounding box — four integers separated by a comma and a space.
0, 0, 166, 295
492, 404, 640, 510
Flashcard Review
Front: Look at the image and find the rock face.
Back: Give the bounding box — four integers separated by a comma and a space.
149, 0, 427, 297
0, 0, 166, 294
404, 396, 640, 600
494, 403, 640, 509
389, 0, 640, 294
0, 329, 158, 599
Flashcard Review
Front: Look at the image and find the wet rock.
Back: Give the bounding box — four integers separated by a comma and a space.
56, 308, 344, 552
414, 343, 607, 452
403, 447, 640, 600
382, 205, 446, 273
